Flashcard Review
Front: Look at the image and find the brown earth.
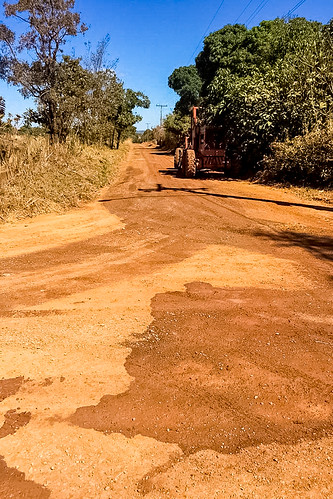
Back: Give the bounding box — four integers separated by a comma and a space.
0, 143, 332, 498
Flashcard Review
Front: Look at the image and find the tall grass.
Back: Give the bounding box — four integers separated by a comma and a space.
0, 134, 129, 222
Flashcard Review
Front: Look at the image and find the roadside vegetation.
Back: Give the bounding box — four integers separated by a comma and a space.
0, 134, 129, 222
165, 17, 333, 188
0, 0, 150, 221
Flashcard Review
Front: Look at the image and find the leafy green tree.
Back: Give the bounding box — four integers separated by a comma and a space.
163, 112, 191, 148
0, 0, 87, 141
113, 89, 150, 148
168, 65, 202, 115
197, 18, 333, 174
139, 128, 154, 143
196, 23, 255, 89
23, 56, 92, 141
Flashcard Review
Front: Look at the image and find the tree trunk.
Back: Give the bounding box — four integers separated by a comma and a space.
117, 129, 121, 149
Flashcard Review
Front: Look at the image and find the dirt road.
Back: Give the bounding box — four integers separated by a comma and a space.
0, 144, 332, 498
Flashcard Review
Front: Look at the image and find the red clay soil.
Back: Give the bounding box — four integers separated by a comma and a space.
0, 456, 51, 499
0, 377, 25, 402
0, 144, 332, 497
0, 384, 45, 498
71, 281, 333, 455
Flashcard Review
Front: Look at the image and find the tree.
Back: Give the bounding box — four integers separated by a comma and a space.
163, 112, 190, 148
84, 34, 118, 73
168, 65, 202, 115
0, 96, 5, 122
113, 89, 150, 148
196, 23, 254, 90
78, 67, 124, 146
195, 18, 333, 173
0, 0, 87, 141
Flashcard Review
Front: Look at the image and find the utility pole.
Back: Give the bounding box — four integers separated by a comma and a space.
156, 104, 168, 126
146, 123, 150, 129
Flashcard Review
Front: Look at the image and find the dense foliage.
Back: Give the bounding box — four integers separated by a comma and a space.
258, 122, 333, 186
168, 65, 202, 115
161, 112, 191, 149
169, 17, 333, 186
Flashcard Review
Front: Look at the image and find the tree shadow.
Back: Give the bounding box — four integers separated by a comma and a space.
134, 184, 333, 213
255, 230, 333, 262
98, 185, 333, 212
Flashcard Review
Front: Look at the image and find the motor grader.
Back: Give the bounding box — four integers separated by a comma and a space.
174, 107, 230, 178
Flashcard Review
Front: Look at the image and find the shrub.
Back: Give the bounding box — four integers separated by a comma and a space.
257, 122, 333, 187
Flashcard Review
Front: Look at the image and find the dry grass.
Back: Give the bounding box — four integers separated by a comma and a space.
282, 185, 333, 205
0, 134, 130, 222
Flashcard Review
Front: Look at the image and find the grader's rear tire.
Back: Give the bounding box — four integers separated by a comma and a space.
174, 148, 183, 169
183, 149, 196, 178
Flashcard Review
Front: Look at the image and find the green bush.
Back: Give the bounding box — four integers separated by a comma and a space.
257, 123, 333, 187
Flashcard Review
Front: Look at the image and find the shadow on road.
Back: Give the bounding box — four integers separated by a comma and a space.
150, 150, 173, 156
159, 166, 231, 181
255, 230, 333, 262
135, 184, 332, 213
99, 183, 333, 213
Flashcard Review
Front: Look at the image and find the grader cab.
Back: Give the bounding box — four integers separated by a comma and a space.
174, 107, 230, 178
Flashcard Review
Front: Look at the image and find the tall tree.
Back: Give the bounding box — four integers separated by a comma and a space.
168, 65, 202, 115
113, 89, 150, 148
0, 0, 87, 141
197, 18, 333, 170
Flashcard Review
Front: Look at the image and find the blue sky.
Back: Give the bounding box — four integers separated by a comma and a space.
0, 0, 332, 129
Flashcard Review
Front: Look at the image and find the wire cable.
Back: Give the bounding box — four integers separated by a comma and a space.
188, 0, 226, 63
245, 0, 271, 25
282, 0, 306, 19
234, 0, 256, 23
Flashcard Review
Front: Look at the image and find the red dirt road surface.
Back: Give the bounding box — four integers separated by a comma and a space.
0, 144, 332, 498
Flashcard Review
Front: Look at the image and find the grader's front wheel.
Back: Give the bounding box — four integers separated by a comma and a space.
183, 149, 196, 178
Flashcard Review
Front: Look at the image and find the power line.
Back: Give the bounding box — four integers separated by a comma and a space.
282, 0, 306, 19
246, 0, 305, 26
187, 0, 306, 66
234, 0, 256, 23
245, 0, 271, 25
188, 0, 226, 63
